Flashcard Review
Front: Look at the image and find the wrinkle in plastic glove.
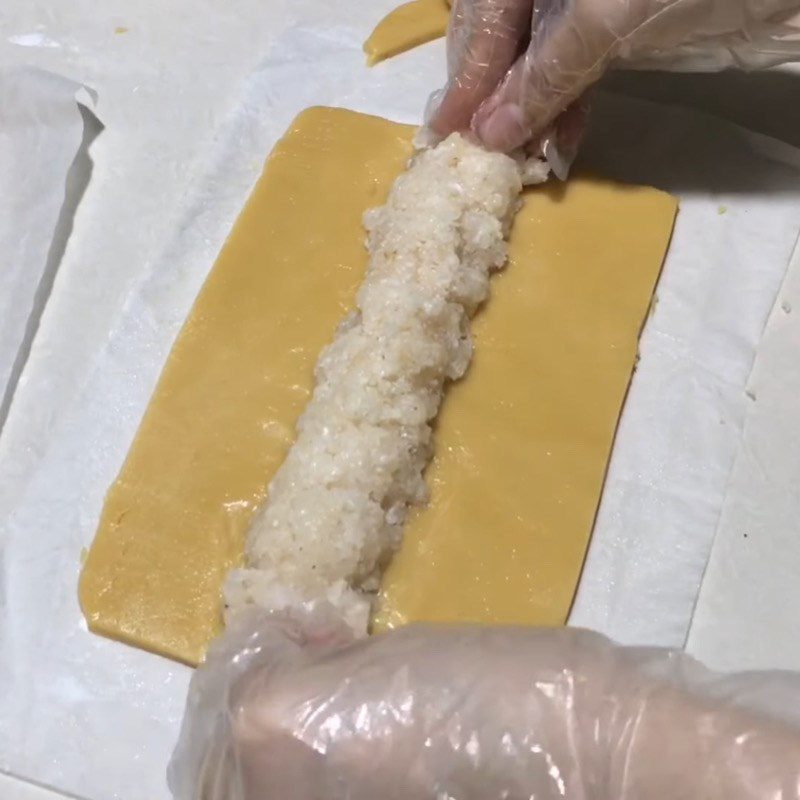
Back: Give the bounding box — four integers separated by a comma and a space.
169, 610, 800, 800
430, 0, 800, 152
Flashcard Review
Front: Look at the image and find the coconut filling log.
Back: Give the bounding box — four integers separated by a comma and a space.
224, 133, 546, 632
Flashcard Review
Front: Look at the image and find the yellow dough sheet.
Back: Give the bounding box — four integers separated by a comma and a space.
364, 0, 449, 65
79, 106, 676, 666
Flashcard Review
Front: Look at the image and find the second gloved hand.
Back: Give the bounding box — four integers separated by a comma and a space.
430, 0, 800, 153
169, 609, 800, 800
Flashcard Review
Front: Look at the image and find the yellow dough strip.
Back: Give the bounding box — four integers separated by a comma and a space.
364, 0, 450, 66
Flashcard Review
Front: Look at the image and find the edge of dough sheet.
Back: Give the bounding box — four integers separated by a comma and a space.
79, 105, 677, 666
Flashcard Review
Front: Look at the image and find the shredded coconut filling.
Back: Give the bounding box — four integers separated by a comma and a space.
224, 134, 542, 632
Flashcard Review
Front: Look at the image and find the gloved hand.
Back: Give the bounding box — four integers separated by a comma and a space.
170, 609, 800, 800
430, 0, 800, 155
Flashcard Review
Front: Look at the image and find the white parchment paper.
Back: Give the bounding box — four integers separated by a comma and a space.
686, 237, 800, 672
0, 67, 94, 429
1, 6, 800, 800
569, 95, 800, 646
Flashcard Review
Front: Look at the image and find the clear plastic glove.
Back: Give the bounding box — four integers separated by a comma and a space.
429, 0, 800, 155
169, 608, 800, 800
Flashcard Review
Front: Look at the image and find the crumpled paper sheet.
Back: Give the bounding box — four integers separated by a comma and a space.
0, 67, 95, 430
1, 11, 800, 800
686, 239, 800, 672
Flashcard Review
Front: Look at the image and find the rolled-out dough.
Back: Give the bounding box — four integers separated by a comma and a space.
79, 106, 676, 665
